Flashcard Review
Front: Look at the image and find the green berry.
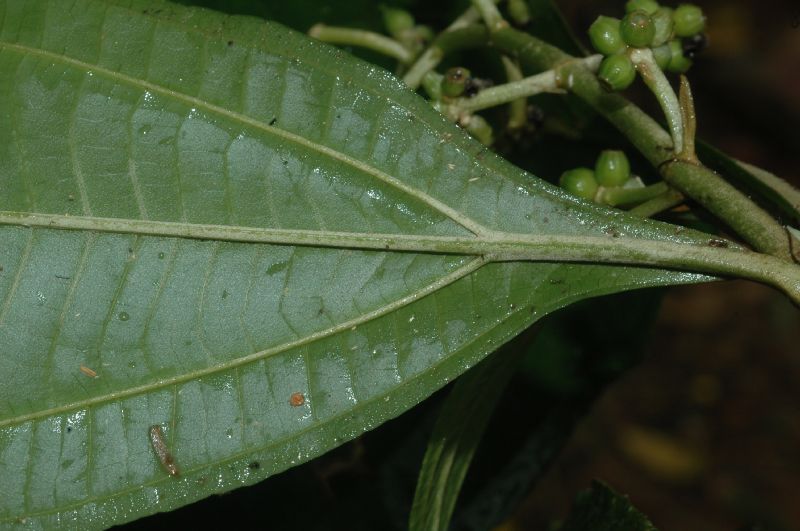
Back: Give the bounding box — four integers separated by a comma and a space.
595, 150, 631, 187
625, 0, 660, 15
672, 4, 705, 37
651, 7, 674, 46
621, 10, 656, 48
560, 168, 599, 201
380, 6, 415, 39
666, 39, 692, 73
413, 25, 434, 43
588, 16, 626, 56
597, 54, 636, 91
652, 43, 672, 70
441, 67, 471, 98
508, 0, 531, 25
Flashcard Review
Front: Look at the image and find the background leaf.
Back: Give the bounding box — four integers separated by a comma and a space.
697, 142, 800, 226
522, 0, 586, 56
408, 335, 527, 531
0, 0, 712, 528
559, 480, 658, 531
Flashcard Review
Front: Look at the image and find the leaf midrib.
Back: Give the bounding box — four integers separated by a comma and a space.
8, 209, 786, 320
3, 209, 777, 285
0, 40, 487, 236
0, 210, 727, 262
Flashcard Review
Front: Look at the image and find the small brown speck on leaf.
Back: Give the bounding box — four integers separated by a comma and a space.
289, 392, 305, 407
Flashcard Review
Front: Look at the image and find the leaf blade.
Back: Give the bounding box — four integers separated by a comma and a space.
0, 1, 715, 528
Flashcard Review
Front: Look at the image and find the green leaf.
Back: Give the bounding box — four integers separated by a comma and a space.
559, 480, 658, 531
697, 142, 800, 226
409, 337, 526, 531
0, 0, 745, 528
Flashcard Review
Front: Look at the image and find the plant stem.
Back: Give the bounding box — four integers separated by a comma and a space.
404, 49, 443, 89
629, 47, 684, 154
462, 70, 560, 113
488, 26, 794, 261
403, 0, 499, 89
471, 0, 507, 31
421, 71, 444, 100
403, 25, 489, 89
450, 0, 498, 29
450, 55, 602, 114
599, 182, 670, 207
308, 24, 413, 64
661, 159, 793, 260
500, 56, 527, 132
628, 189, 685, 217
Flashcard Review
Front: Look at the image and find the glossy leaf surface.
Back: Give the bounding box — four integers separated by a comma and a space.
0, 0, 708, 528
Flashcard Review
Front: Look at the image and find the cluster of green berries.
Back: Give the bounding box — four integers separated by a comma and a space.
559, 150, 632, 201
589, 1, 706, 90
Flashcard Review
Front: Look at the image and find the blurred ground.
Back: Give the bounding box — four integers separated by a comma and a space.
511, 281, 800, 531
